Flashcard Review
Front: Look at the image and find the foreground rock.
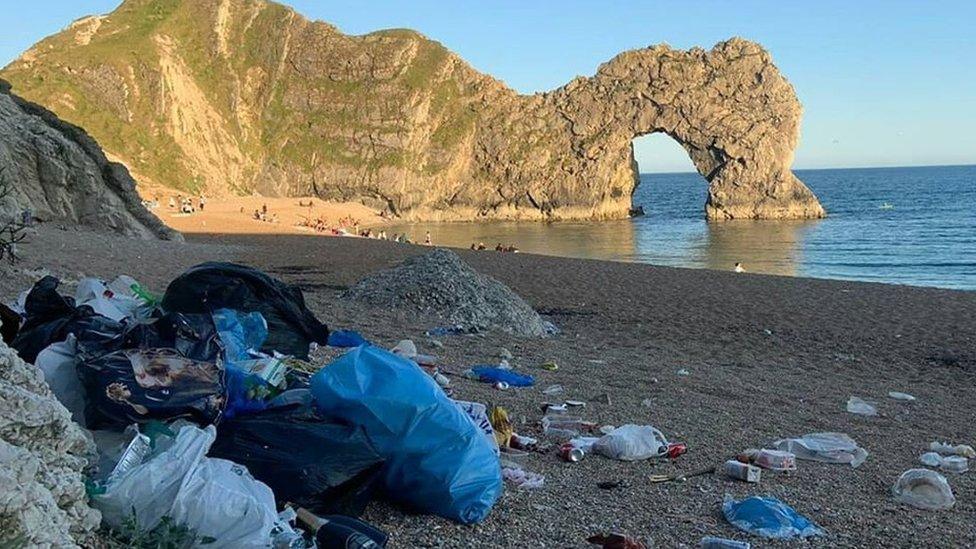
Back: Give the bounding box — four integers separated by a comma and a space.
0, 80, 179, 240
2, 0, 823, 221
344, 249, 553, 337
0, 338, 100, 547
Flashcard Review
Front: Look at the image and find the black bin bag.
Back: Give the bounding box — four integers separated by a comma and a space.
12, 276, 124, 364
209, 403, 384, 517
160, 262, 329, 359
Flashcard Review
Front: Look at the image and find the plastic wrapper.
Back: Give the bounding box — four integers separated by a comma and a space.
846, 396, 878, 416
892, 468, 955, 510
79, 348, 225, 430
471, 366, 535, 387
773, 432, 868, 468
722, 495, 823, 539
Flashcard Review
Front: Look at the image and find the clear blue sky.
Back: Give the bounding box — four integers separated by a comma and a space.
2, 0, 974, 172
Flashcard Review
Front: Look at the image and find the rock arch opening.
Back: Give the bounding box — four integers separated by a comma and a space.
632, 133, 698, 175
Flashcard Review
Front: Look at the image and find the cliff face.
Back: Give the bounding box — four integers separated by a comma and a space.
0, 80, 181, 239
1, 0, 824, 221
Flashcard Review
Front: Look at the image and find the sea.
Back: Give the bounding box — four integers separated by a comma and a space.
386, 165, 976, 290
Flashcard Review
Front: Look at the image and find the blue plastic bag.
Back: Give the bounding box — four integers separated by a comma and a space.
471, 366, 535, 387
723, 495, 823, 539
212, 309, 268, 362
310, 345, 502, 524
327, 329, 368, 348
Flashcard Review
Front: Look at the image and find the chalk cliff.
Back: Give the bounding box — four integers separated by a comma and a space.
1, 0, 824, 221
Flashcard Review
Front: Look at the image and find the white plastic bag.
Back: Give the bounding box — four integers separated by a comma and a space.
35, 335, 86, 425
94, 425, 291, 548
892, 469, 955, 510
774, 432, 868, 468
75, 277, 144, 321
593, 424, 668, 461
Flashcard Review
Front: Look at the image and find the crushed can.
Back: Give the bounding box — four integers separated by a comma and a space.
559, 442, 584, 462
494, 381, 510, 390
723, 460, 762, 483
666, 442, 688, 459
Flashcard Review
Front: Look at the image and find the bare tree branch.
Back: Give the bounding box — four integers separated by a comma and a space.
0, 165, 29, 263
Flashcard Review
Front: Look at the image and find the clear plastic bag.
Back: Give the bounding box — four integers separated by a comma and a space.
593, 424, 668, 461
892, 468, 955, 510
846, 396, 877, 416
774, 432, 868, 468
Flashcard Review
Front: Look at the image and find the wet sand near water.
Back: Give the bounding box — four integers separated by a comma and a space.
3, 225, 975, 547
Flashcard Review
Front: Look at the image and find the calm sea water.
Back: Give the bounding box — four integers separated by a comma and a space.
387, 165, 976, 290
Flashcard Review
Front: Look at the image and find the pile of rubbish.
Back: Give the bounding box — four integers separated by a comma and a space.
2, 260, 969, 547
0, 262, 503, 547
342, 248, 557, 337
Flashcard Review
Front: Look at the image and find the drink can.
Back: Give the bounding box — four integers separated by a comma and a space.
559, 442, 584, 462
494, 381, 510, 390
667, 442, 688, 459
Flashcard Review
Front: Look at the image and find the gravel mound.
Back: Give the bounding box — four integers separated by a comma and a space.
343, 249, 554, 337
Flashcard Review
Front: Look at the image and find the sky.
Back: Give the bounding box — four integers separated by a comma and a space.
1, 0, 974, 172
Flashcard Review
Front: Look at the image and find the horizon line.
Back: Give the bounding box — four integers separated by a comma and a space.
640, 162, 976, 176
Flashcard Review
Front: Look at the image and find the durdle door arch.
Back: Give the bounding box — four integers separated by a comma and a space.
539, 38, 828, 221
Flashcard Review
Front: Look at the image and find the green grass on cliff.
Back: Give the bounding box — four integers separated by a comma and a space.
0, 0, 489, 193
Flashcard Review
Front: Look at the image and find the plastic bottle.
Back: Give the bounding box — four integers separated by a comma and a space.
700, 536, 751, 548
271, 530, 306, 549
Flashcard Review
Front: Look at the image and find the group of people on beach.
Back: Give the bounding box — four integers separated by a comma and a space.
245, 204, 279, 224
167, 194, 205, 215
296, 212, 362, 235
470, 242, 520, 253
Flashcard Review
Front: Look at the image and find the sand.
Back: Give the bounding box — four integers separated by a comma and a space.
3, 224, 975, 547
141, 192, 388, 235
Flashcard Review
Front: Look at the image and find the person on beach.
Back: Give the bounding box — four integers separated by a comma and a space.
169, 197, 176, 209
199, 196, 206, 211
424, 231, 432, 246
734, 262, 745, 273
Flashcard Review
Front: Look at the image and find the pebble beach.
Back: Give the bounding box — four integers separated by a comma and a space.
3, 225, 975, 547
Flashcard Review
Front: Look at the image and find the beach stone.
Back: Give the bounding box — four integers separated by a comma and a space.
0, 336, 101, 548
343, 249, 554, 336
1, 1, 823, 221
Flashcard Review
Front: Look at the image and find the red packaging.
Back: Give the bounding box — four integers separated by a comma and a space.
666, 443, 687, 459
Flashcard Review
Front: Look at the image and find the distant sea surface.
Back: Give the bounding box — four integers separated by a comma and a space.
386, 165, 976, 290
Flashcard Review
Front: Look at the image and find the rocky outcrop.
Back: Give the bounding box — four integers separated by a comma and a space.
1, 0, 824, 221
0, 338, 101, 547
0, 80, 180, 240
